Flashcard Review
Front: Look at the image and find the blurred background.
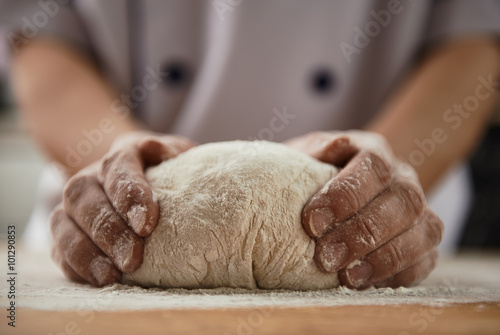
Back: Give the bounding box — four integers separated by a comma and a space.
0, 26, 47, 239
0, 8, 499, 250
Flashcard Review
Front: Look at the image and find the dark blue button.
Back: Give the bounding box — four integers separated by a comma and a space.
161, 61, 188, 88
310, 68, 335, 95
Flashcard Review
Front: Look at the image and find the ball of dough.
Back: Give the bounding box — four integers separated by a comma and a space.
123, 141, 339, 290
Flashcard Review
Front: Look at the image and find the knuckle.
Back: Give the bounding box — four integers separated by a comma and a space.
64, 174, 92, 203
89, 208, 115, 241
65, 234, 90, 260
366, 151, 393, 184
49, 206, 66, 235
357, 215, 380, 248
384, 242, 406, 272
426, 212, 445, 245
394, 179, 425, 218
113, 179, 147, 209
306, 180, 334, 209
101, 150, 123, 177
335, 179, 361, 214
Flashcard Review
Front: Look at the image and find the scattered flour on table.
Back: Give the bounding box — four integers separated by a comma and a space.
123, 141, 340, 290
15, 283, 500, 311
6, 246, 500, 311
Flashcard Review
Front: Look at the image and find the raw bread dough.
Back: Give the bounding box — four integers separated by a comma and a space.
123, 141, 339, 290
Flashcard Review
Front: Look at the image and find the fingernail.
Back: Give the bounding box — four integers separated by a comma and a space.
346, 261, 373, 288
309, 208, 335, 237
114, 234, 139, 271
128, 205, 148, 235
318, 242, 349, 272
90, 256, 121, 286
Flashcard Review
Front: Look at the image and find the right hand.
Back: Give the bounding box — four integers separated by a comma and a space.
49, 132, 196, 286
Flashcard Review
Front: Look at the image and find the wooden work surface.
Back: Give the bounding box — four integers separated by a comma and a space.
3, 303, 498, 335
1, 244, 499, 334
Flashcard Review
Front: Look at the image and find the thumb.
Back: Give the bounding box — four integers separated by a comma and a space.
314, 135, 358, 166
286, 133, 358, 166
138, 135, 196, 166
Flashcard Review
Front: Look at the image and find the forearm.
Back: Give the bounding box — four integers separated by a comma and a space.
11, 38, 141, 175
368, 37, 500, 193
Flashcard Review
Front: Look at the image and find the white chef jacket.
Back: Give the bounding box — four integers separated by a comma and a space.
1, 0, 500, 251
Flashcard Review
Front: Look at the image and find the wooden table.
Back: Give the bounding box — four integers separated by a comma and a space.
6, 304, 498, 335
1, 245, 499, 334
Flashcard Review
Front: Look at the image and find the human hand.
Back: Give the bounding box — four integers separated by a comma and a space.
49, 132, 195, 286
285, 131, 443, 289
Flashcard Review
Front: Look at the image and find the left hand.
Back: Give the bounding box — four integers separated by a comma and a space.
285, 131, 444, 289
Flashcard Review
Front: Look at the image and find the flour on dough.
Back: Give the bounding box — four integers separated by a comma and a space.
123, 141, 339, 290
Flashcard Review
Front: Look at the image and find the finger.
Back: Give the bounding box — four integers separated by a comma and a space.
303, 146, 395, 238
285, 133, 357, 165
138, 135, 196, 165
314, 136, 357, 166
50, 207, 121, 286
51, 244, 85, 283
63, 173, 144, 272
338, 209, 444, 289
99, 145, 159, 237
314, 175, 426, 272
100, 135, 194, 236
374, 249, 439, 288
